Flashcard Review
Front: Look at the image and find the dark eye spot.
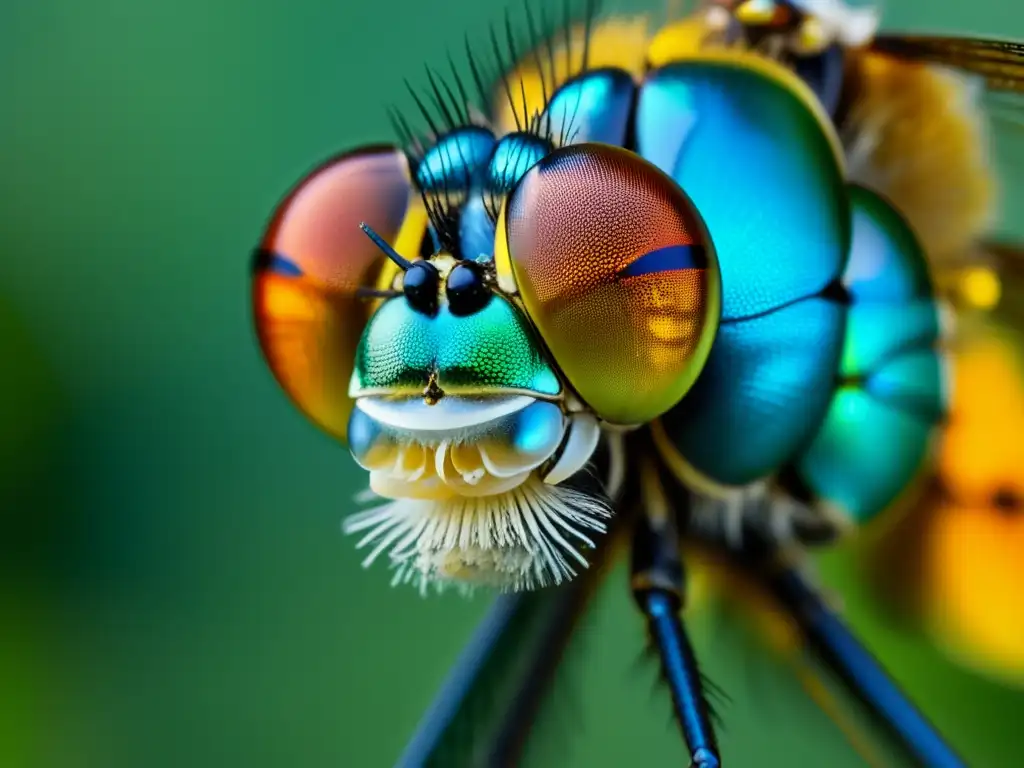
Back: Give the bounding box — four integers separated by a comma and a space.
617, 244, 708, 279
251, 249, 304, 277
403, 261, 440, 316
446, 261, 491, 316
992, 487, 1022, 515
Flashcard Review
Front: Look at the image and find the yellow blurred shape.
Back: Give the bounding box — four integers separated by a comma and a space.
939, 331, 1024, 497
734, 0, 778, 25
647, 16, 710, 67
797, 17, 829, 55
959, 266, 1002, 311
924, 327, 1024, 685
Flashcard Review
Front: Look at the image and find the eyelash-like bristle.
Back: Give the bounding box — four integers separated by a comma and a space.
389, 0, 603, 249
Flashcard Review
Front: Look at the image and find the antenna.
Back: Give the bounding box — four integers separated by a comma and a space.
359, 222, 412, 271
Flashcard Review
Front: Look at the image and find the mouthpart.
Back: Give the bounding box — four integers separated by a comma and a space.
343, 394, 611, 592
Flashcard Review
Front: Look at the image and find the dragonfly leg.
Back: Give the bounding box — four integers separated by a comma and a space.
682, 482, 965, 766
395, 523, 618, 768
395, 593, 521, 768
631, 458, 721, 768
395, 452, 622, 768
761, 554, 967, 768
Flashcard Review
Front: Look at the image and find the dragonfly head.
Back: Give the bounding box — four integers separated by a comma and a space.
253, 141, 721, 592
343, 249, 612, 591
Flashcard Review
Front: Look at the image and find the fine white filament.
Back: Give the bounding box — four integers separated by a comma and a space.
343, 476, 612, 593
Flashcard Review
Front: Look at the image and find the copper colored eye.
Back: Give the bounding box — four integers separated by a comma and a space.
498, 143, 720, 425
252, 145, 425, 442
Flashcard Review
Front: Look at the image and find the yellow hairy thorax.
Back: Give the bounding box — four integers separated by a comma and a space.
841, 49, 996, 269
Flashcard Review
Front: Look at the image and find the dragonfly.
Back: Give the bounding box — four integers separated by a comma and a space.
250, 0, 1024, 764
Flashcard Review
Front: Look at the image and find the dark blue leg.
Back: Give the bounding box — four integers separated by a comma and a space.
395, 549, 612, 768
767, 563, 966, 768
631, 462, 721, 768
637, 591, 721, 768
395, 595, 521, 768
395, 451, 621, 767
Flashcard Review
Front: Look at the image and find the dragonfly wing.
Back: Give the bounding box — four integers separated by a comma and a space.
870, 35, 1024, 93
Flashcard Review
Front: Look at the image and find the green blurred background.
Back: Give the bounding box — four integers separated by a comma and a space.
2, 1, 1023, 766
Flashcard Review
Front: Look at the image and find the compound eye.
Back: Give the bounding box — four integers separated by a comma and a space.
252, 146, 424, 442
498, 143, 720, 425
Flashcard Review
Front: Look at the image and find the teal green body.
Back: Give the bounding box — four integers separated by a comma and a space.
351, 294, 561, 397
640, 61, 851, 487
634, 63, 944, 523
793, 186, 945, 523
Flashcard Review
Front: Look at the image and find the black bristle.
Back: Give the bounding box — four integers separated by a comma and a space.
520, 78, 533, 133
524, 0, 550, 109
425, 65, 459, 132
581, 0, 596, 70
701, 672, 730, 730
490, 24, 522, 131
562, 0, 573, 83
640, 629, 729, 733
538, 1, 557, 138
385, 0, 604, 254
404, 78, 442, 138
446, 52, 472, 124
504, 9, 531, 127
